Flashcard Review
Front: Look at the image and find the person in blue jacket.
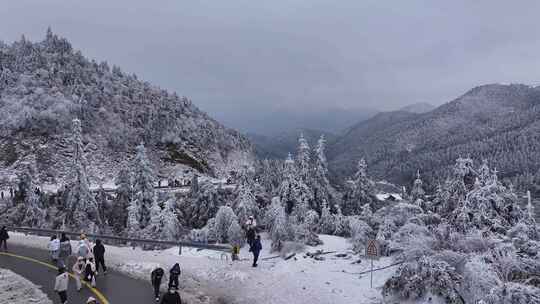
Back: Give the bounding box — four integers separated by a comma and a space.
250, 235, 262, 267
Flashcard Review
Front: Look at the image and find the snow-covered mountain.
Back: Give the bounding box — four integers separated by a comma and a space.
328, 84, 540, 186
0, 30, 253, 185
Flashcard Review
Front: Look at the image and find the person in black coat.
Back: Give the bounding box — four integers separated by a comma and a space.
151, 267, 165, 301
0, 226, 9, 251
250, 235, 262, 267
168, 263, 181, 289
93, 239, 107, 274
160, 286, 181, 304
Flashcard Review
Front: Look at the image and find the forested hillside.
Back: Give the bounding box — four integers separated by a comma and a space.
0, 29, 253, 185
328, 84, 540, 191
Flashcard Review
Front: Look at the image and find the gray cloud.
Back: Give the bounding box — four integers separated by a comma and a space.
2, 0, 540, 118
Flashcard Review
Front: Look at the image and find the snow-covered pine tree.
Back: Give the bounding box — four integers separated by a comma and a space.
341, 158, 376, 216
311, 135, 334, 214
278, 153, 313, 221
65, 119, 101, 233
183, 181, 226, 228
318, 200, 336, 234
270, 203, 292, 252
233, 167, 260, 224
410, 170, 426, 203
213, 205, 238, 243
132, 143, 156, 230
111, 164, 133, 234
8, 164, 45, 227
297, 133, 311, 183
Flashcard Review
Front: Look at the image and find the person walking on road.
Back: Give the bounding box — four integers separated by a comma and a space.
54, 267, 69, 304
78, 239, 91, 259
59, 233, 72, 268
151, 267, 165, 302
245, 216, 257, 247
87, 296, 99, 304
73, 256, 86, 291
160, 286, 182, 304
0, 226, 9, 251
48, 235, 60, 265
93, 239, 107, 275
250, 235, 262, 267
80, 234, 92, 257
84, 257, 97, 287
168, 263, 181, 289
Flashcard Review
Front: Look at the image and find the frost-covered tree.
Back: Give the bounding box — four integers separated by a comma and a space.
318, 201, 336, 234
311, 135, 334, 214
8, 165, 45, 227
349, 218, 374, 253
270, 203, 292, 252
296, 133, 311, 183
233, 169, 260, 225
64, 119, 101, 233
410, 170, 426, 203
130, 143, 156, 230
111, 164, 133, 234
278, 153, 313, 221
143, 200, 180, 242
227, 220, 245, 247
213, 205, 238, 243
182, 181, 227, 228
341, 158, 376, 215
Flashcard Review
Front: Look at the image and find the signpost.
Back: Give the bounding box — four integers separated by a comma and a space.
365, 239, 380, 288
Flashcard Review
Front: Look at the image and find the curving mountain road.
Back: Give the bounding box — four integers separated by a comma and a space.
0, 244, 156, 304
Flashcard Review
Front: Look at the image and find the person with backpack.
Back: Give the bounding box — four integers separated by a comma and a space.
250, 235, 262, 267
160, 286, 182, 304
54, 267, 69, 304
93, 239, 107, 275
245, 216, 257, 247
0, 226, 9, 251
78, 239, 91, 259
151, 267, 165, 302
84, 257, 97, 287
73, 256, 86, 291
58, 233, 72, 268
168, 263, 181, 289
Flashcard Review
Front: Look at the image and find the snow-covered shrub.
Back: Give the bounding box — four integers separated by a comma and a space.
270, 204, 293, 252
454, 230, 497, 253
318, 203, 336, 234
461, 256, 500, 303
383, 256, 465, 304
349, 218, 373, 253
264, 197, 282, 232
479, 283, 540, 304
213, 206, 238, 243
390, 222, 434, 260
227, 220, 245, 248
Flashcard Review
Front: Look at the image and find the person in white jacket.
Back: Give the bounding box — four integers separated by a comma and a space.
54, 267, 69, 304
48, 235, 61, 265
73, 256, 86, 291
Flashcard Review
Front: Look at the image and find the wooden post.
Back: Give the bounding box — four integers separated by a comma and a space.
370, 259, 373, 288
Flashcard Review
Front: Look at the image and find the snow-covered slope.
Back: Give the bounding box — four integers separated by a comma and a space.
0, 30, 254, 186
0, 268, 52, 304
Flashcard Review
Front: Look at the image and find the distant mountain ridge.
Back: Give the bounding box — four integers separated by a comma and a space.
248, 128, 338, 159
398, 102, 435, 113
0, 30, 253, 185
327, 84, 540, 186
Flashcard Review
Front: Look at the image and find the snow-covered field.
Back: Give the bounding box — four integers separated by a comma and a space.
0, 267, 52, 304
9, 233, 394, 304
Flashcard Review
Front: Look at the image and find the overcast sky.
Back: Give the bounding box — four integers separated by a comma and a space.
2, 0, 540, 116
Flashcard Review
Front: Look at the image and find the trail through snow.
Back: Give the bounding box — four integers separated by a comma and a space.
0, 267, 53, 304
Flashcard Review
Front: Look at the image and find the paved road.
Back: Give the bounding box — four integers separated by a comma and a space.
0, 245, 156, 304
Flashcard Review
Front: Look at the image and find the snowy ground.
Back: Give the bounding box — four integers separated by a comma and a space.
0, 267, 53, 304
9, 233, 395, 304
